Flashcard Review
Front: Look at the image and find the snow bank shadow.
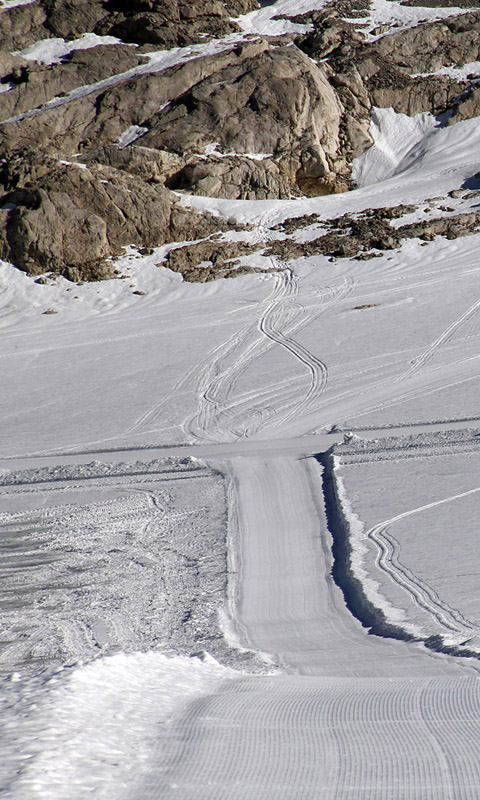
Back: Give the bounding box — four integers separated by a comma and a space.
317, 433, 480, 662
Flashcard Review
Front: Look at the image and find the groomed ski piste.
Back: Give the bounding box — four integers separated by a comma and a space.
1, 0, 480, 797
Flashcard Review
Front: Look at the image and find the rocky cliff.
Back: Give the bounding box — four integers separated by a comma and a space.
1, 0, 480, 280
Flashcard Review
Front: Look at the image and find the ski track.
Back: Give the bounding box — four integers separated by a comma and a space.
127, 454, 480, 799
258, 275, 328, 423
367, 486, 480, 640
3, 19, 480, 798
182, 212, 340, 441
185, 266, 353, 441
400, 296, 480, 380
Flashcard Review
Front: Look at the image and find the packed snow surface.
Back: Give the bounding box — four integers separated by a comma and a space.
1, 0, 480, 798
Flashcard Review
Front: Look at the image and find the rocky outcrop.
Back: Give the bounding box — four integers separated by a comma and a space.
0, 3, 49, 50
371, 12, 480, 73
164, 239, 268, 282
1, 1, 480, 282
141, 41, 348, 197
0, 162, 230, 280
0, 35, 350, 204
267, 201, 480, 262
404, 0, 480, 5
166, 155, 292, 200
297, 8, 472, 121
97, 0, 257, 49
0, 0, 259, 51
448, 85, 480, 125
0, 46, 145, 123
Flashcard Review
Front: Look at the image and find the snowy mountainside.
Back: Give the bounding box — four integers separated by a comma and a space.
1, 1, 480, 798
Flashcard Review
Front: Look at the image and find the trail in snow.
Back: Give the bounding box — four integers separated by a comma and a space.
258, 273, 328, 423
367, 487, 480, 642
184, 266, 353, 442
3, 4, 480, 797
130, 455, 480, 800
135, 675, 480, 800
401, 296, 480, 380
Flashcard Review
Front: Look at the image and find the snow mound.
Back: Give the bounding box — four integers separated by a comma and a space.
6, 652, 238, 799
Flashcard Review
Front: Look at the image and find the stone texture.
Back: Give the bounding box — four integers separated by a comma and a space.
0, 3, 48, 50
0, 162, 229, 280
96, 0, 259, 48
369, 12, 480, 73
0, 0, 259, 51
1, 1, 480, 281
448, 85, 480, 124
166, 155, 292, 200
141, 42, 347, 196
164, 239, 266, 282
267, 204, 480, 262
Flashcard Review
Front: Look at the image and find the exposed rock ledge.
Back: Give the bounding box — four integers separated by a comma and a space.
1, 1, 480, 280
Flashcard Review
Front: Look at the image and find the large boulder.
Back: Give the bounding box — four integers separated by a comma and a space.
0, 162, 228, 279
141, 43, 347, 195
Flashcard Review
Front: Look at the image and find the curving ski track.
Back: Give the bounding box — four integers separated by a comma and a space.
185, 269, 354, 441
259, 274, 328, 422
367, 487, 480, 641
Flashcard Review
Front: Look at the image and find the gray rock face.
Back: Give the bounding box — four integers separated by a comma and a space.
0, 0, 259, 50
297, 9, 474, 120
41, 0, 108, 40
0, 3, 48, 50
0, 46, 145, 123
267, 202, 480, 262
448, 85, 480, 125
97, 0, 252, 48
371, 12, 480, 73
167, 155, 292, 200
141, 42, 347, 197
1, 1, 480, 281
0, 163, 228, 279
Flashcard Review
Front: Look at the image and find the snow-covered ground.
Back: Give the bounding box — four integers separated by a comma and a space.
1, 1, 480, 798
329, 432, 480, 650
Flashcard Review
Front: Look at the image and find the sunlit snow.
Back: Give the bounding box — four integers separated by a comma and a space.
1, 0, 480, 797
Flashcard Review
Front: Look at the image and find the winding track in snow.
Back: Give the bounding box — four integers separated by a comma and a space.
367, 487, 480, 639
183, 220, 354, 441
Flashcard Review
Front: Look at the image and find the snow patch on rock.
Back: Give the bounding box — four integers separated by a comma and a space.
14, 33, 127, 65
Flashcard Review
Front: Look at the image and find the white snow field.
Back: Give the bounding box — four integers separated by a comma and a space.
2, 3, 480, 799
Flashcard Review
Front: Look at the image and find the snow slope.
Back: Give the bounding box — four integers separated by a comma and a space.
1, 2, 480, 798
